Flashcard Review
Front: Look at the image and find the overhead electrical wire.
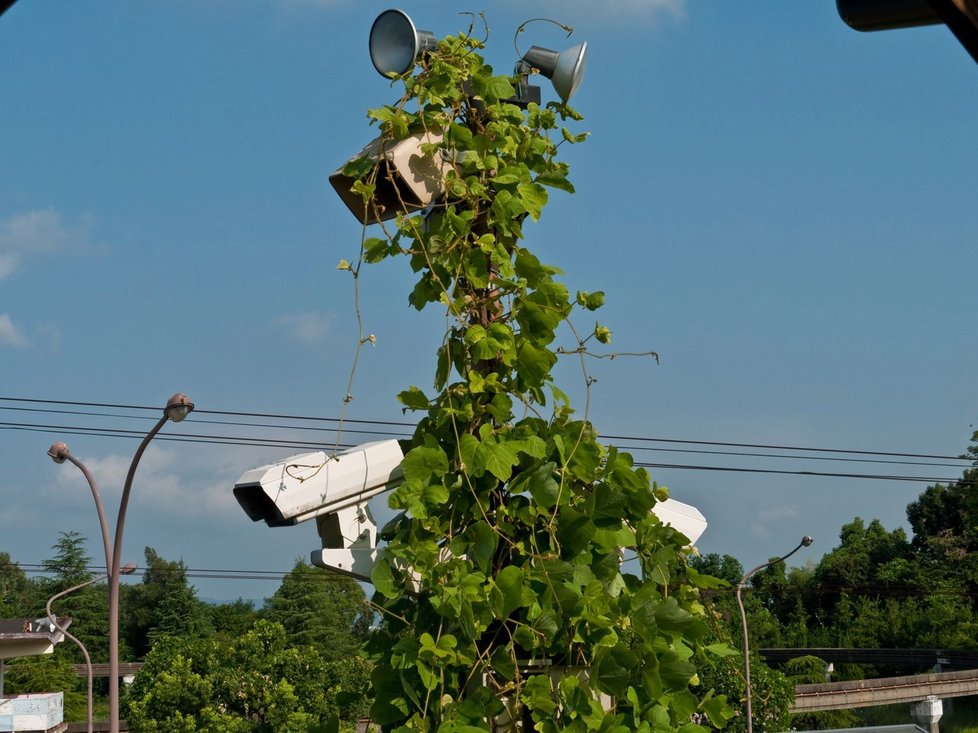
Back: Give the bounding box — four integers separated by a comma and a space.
5, 397, 974, 591
9, 561, 978, 600
1, 397, 974, 486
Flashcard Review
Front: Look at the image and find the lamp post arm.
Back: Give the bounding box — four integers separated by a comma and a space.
737, 535, 813, 733
107, 413, 167, 733
111, 414, 166, 580
47, 574, 106, 733
63, 454, 113, 575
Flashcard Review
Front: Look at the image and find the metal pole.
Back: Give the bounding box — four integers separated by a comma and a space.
737, 535, 813, 733
107, 414, 167, 733
47, 576, 105, 733
46, 565, 135, 733
48, 393, 192, 733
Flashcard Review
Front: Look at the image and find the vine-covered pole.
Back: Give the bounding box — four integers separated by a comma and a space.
336, 14, 736, 733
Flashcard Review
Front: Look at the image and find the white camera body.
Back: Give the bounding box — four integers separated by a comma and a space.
234, 438, 706, 582
233, 439, 404, 528
652, 498, 707, 545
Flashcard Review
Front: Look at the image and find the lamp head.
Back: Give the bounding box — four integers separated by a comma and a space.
164, 393, 194, 423
801, 535, 814, 547
47, 441, 70, 464
520, 41, 588, 102
369, 9, 437, 78
120, 562, 139, 575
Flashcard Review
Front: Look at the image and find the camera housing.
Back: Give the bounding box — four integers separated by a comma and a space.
233, 439, 404, 528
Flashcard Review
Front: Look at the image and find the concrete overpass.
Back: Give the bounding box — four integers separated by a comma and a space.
792, 668, 978, 712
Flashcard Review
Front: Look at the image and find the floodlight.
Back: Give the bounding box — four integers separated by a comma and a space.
369, 9, 437, 77
520, 41, 588, 102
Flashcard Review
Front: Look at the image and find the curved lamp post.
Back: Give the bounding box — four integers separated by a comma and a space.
736, 535, 813, 733
46, 563, 137, 733
47, 393, 194, 733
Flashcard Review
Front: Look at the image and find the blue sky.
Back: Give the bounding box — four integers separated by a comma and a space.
1, 0, 976, 602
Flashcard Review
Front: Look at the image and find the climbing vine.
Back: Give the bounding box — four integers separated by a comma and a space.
340, 20, 736, 733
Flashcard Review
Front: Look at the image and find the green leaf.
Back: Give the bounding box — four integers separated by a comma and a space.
655, 597, 694, 635
659, 651, 697, 691
371, 559, 398, 600
341, 156, 375, 179
705, 643, 740, 658
468, 521, 498, 573
490, 646, 516, 681
364, 237, 391, 263
401, 439, 448, 482
517, 182, 548, 221
560, 127, 589, 144
369, 666, 410, 725
576, 290, 605, 311
510, 461, 560, 508
521, 674, 557, 716
516, 340, 556, 390
593, 645, 637, 697
459, 433, 488, 477
397, 386, 430, 411
494, 565, 524, 618
594, 323, 612, 344
463, 248, 490, 289
535, 169, 575, 193
686, 565, 730, 590
483, 439, 520, 482
701, 694, 736, 728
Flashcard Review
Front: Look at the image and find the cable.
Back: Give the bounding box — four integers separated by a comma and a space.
2, 396, 973, 463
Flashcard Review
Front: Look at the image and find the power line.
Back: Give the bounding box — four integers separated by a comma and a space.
0, 397, 973, 486
2, 395, 971, 461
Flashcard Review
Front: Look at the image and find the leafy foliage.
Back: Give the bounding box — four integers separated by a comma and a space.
339, 23, 734, 733
263, 559, 371, 663
2, 653, 88, 721
695, 655, 792, 733
121, 546, 211, 659
41, 531, 110, 664
124, 620, 341, 733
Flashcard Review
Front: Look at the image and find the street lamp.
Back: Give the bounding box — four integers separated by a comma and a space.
47, 392, 194, 733
736, 535, 813, 733
46, 563, 137, 733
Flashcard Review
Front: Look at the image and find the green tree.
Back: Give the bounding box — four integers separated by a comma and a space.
0, 551, 35, 618
40, 531, 109, 664
263, 559, 370, 662
124, 620, 345, 732
810, 518, 913, 629
2, 653, 87, 721
906, 431, 978, 591
782, 656, 858, 731
695, 655, 793, 733
690, 553, 744, 586
209, 598, 259, 639
121, 547, 211, 659
341, 21, 736, 732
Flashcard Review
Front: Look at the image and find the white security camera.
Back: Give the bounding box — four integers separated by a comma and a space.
652, 498, 707, 545
233, 439, 404, 528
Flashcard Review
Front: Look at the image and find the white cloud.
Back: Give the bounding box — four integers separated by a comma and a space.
504, 0, 686, 23
48, 444, 241, 521
0, 208, 91, 280
0, 314, 29, 348
750, 505, 800, 539
276, 310, 335, 345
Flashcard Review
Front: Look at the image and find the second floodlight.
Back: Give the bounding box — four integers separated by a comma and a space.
521, 41, 588, 102
369, 9, 437, 77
